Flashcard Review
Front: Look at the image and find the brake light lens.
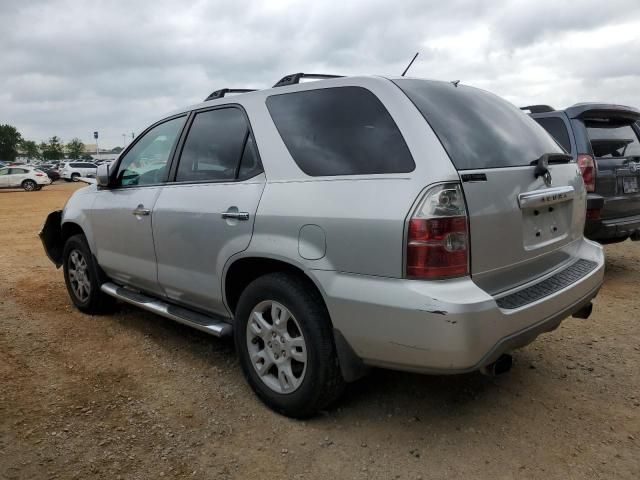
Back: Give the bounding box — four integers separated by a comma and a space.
577, 154, 596, 192
35, 173, 44, 176
406, 183, 469, 279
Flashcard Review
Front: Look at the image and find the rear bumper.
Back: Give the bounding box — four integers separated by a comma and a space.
586, 212, 640, 242
314, 238, 604, 374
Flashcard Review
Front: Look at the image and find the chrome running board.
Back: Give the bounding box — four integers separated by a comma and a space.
100, 282, 232, 337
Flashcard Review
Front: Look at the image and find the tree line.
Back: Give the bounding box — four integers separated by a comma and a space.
0, 124, 90, 162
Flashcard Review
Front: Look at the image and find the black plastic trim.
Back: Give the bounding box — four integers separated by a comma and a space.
496, 259, 598, 310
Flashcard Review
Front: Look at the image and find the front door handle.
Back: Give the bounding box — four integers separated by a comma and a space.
221, 210, 249, 221
132, 205, 151, 216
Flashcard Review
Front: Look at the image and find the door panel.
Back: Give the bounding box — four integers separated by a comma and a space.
153, 178, 265, 315
91, 187, 163, 294
90, 115, 186, 294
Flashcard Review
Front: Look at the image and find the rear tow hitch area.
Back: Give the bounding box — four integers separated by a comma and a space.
572, 302, 593, 319
480, 354, 513, 376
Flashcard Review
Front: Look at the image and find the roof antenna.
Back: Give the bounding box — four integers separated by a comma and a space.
451, 80, 460, 87
401, 52, 419, 77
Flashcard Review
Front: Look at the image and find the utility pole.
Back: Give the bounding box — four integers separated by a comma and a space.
122, 133, 126, 148
94, 131, 99, 160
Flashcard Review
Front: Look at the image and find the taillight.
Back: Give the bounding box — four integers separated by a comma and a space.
35, 173, 44, 176
406, 183, 469, 279
577, 154, 596, 192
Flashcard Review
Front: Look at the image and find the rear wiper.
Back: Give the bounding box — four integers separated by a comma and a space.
530, 153, 572, 182
529, 153, 572, 166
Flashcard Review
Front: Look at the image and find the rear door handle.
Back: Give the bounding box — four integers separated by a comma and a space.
221, 211, 249, 221
132, 205, 151, 216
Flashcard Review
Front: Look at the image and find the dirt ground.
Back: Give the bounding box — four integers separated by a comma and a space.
0, 181, 638, 480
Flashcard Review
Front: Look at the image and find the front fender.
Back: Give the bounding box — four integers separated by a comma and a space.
39, 210, 63, 267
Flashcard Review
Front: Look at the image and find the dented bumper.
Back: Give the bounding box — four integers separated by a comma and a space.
313, 239, 604, 374
39, 210, 63, 268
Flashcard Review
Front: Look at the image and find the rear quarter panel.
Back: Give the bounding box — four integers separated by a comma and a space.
239, 76, 460, 278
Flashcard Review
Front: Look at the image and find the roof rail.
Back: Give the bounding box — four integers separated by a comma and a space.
273, 73, 343, 88
520, 105, 555, 114
204, 88, 257, 101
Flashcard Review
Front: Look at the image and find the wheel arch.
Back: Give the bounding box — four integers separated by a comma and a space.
223, 255, 368, 382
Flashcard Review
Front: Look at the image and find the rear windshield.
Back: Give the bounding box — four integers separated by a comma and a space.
585, 121, 640, 159
393, 79, 564, 170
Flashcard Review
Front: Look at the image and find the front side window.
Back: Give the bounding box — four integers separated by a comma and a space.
266, 86, 415, 176
115, 116, 185, 186
175, 108, 256, 182
585, 121, 640, 159
0, 168, 8, 176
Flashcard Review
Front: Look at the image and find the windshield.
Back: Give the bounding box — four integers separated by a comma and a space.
393, 79, 564, 170
585, 121, 640, 159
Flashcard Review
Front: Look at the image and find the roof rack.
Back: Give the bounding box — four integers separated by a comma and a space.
204, 88, 257, 101
520, 105, 555, 114
273, 73, 343, 88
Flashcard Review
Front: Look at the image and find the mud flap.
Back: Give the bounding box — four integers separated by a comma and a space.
39, 210, 63, 267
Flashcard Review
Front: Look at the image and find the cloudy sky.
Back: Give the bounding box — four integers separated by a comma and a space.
2, 0, 640, 148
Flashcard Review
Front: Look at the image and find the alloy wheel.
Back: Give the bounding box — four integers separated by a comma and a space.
68, 249, 91, 302
246, 300, 308, 394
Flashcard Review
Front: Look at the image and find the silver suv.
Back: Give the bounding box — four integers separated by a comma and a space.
41, 74, 605, 417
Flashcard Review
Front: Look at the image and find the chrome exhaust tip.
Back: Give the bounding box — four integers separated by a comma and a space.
572, 302, 593, 319
480, 354, 513, 376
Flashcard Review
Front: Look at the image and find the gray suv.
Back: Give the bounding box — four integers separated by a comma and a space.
524, 103, 640, 243
41, 74, 605, 417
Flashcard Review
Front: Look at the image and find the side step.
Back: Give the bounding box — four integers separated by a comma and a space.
100, 282, 232, 337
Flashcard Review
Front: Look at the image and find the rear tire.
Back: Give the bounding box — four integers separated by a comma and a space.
22, 180, 37, 191
234, 272, 345, 418
62, 234, 116, 314
71, 173, 80, 182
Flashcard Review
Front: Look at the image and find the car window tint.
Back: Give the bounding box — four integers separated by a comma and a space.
266, 86, 415, 176
585, 121, 640, 159
176, 108, 248, 182
237, 135, 262, 180
393, 79, 564, 170
533, 117, 572, 153
115, 116, 185, 186
9, 168, 27, 174
0, 168, 8, 176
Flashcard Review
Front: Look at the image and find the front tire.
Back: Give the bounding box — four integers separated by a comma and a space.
62, 234, 116, 314
71, 173, 80, 182
234, 273, 345, 418
22, 180, 37, 191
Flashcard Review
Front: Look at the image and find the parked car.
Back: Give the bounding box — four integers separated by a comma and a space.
59, 161, 98, 181
523, 103, 640, 243
40, 74, 604, 417
0, 165, 51, 191
39, 166, 60, 182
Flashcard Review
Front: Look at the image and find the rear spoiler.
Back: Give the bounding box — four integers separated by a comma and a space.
565, 103, 640, 122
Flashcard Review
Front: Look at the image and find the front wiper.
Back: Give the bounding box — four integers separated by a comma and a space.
529, 153, 572, 166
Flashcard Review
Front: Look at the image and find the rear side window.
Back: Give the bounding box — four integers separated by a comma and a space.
533, 117, 572, 153
266, 86, 415, 176
585, 121, 640, 158
175, 108, 258, 182
394, 79, 564, 170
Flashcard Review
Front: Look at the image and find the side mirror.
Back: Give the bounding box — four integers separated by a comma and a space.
96, 164, 110, 187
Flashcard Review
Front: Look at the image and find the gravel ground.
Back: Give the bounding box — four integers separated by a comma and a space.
1, 182, 639, 479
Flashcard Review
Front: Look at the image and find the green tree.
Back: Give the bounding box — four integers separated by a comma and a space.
20, 139, 40, 161
0, 124, 23, 162
66, 138, 85, 159
42, 136, 65, 160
